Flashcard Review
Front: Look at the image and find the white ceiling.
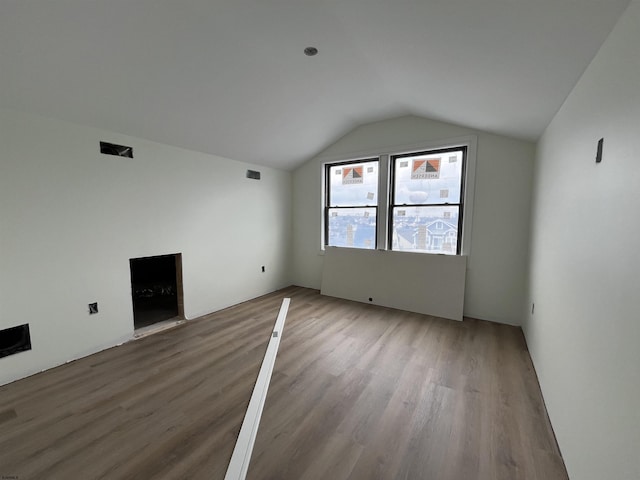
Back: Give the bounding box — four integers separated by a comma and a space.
0, 0, 631, 170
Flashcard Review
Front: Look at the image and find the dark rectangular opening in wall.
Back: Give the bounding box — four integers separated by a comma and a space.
0, 324, 32, 359
100, 141, 133, 158
130, 254, 184, 330
246, 169, 261, 180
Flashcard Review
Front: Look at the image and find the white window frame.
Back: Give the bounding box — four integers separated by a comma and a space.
320, 135, 477, 256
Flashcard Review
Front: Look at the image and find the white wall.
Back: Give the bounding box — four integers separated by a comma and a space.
292, 115, 534, 325
0, 108, 292, 386
524, 2, 640, 479
321, 248, 467, 321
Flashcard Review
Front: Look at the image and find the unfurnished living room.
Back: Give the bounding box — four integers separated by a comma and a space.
0, 1, 638, 479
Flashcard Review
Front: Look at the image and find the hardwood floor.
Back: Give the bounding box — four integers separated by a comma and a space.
0, 286, 568, 479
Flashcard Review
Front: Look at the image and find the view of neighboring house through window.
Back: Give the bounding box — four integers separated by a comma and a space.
325, 159, 379, 249
390, 147, 466, 255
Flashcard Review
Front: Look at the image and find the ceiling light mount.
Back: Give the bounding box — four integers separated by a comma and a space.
304, 47, 318, 57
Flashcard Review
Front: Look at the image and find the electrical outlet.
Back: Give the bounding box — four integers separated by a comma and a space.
88, 303, 98, 314
368, 297, 373, 302
261, 266, 265, 273
531, 303, 535, 315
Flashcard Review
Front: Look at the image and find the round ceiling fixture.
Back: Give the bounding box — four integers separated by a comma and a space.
304, 47, 318, 56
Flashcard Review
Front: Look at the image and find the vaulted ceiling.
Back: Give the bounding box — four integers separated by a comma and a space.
0, 0, 631, 170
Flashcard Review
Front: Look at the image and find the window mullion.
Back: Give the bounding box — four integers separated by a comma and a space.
377, 154, 389, 250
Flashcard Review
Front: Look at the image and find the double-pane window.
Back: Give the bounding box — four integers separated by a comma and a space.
323, 145, 468, 255
390, 147, 466, 255
324, 159, 379, 249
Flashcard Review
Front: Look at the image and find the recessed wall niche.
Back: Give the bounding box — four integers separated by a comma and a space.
129, 253, 184, 330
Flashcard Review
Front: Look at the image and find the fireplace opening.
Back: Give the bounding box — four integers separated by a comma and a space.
130, 253, 184, 330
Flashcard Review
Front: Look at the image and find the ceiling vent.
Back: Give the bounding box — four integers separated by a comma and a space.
100, 141, 133, 158
246, 170, 261, 180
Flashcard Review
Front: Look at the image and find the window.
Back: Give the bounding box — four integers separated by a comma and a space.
390, 147, 466, 255
324, 159, 379, 249
322, 138, 475, 256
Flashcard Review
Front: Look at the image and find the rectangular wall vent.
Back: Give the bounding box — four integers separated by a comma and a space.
246, 170, 261, 180
0, 324, 32, 359
100, 141, 133, 158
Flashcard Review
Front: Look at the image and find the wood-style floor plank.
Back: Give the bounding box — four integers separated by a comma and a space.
0, 286, 568, 479
0, 289, 288, 480
247, 289, 568, 480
